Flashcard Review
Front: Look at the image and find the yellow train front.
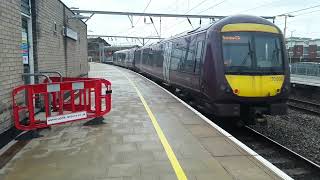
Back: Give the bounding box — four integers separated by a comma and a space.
204, 15, 290, 124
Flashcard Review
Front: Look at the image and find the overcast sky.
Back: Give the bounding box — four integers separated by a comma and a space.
61, 0, 320, 46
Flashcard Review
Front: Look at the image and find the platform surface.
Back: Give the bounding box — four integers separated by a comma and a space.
291, 74, 320, 87
0, 63, 285, 180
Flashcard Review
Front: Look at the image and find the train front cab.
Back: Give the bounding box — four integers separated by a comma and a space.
208, 19, 290, 123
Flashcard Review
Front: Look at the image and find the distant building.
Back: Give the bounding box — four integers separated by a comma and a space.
286, 37, 320, 63
87, 37, 111, 62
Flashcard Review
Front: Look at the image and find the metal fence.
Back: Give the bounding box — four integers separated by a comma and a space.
290, 62, 320, 76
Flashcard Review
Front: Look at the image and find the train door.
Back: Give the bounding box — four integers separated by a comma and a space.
163, 42, 172, 83
193, 34, 206, 90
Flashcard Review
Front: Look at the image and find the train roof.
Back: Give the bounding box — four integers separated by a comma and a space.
161, 15, 279, 42
114, 48, 137, 54
212, 14, 278, 30
166, 23, 212, 40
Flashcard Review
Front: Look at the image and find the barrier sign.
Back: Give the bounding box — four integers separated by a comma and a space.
13, 77, 112, 131
47, 111, 87, 125
21, 32, 29, 64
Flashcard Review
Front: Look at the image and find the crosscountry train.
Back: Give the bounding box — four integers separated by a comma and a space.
113, 15, 290, 124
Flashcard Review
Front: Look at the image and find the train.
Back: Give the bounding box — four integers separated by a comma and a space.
113, 15, 290, 124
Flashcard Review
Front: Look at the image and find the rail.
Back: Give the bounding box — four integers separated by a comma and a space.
288, 98, 320, 115
238, 126, 320, 179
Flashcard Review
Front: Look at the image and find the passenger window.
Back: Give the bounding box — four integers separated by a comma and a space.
153, 45, 163, 67
170, 41, 183, 70
142, 51, 148, 64
183, 36, 196, 73
148, 53, 153, 66
178, 40, 187, 71
156, 50, 164, 67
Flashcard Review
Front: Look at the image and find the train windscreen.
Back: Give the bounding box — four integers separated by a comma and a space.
222, 32, 284, 74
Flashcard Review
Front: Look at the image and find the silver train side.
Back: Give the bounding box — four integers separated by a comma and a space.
112, 15, 290, 124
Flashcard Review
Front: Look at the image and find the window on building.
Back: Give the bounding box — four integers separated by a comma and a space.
21, 0, 31, 15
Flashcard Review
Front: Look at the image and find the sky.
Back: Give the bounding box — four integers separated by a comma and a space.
61, 0, 320, 46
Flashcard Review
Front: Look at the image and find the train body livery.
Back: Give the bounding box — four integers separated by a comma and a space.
113, 15, 290, 123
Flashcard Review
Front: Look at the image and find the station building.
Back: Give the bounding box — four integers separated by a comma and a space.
0, 0, 88, 135
88, 37, 111, 62
88, 37, 139, 63
286, 37, 320, 63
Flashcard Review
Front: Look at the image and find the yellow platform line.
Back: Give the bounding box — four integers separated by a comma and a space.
117, 69, 187, 180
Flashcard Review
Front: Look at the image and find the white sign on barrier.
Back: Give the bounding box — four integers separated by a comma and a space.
47, 111, 87, 125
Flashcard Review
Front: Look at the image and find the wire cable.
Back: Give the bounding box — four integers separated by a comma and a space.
184, 0, 210, 14
280, 3, 320, 15
197, 0, 228, 14
133, 0, 152, 27
163, 0, 227, 36
236, 0, 282, 14
294, 8, 320, 16
138, 0, 211, 38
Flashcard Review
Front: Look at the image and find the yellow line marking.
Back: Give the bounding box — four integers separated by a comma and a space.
116, 68, 187, 180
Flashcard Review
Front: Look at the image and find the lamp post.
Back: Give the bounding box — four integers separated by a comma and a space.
289, 30, 296, 64
278, 14, 294, 38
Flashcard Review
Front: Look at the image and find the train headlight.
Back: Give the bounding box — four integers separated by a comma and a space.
233, 88, 240, 94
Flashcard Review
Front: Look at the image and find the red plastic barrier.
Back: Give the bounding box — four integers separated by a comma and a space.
12, 77, 112, 131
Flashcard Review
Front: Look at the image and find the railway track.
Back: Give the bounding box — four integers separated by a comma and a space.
288, 98, 320, 115
231, 126, 320, 180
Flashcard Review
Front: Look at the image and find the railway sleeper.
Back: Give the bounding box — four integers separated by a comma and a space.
253, 148, 277, 156
283, 168, 313, 179
268, 157, 294, 168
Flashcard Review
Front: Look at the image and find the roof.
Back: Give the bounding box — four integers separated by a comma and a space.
105, 45, 139, 51
88, 37, 111, 46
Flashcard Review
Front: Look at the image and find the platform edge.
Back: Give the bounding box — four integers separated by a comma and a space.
132, 70, 294, 180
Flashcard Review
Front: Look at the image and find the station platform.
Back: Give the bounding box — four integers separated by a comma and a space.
0, 63, 290, 180
291, 74, 320, 87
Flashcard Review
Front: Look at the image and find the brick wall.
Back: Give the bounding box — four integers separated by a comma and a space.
0, 0, 23, 134
0, 0, 88, 135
